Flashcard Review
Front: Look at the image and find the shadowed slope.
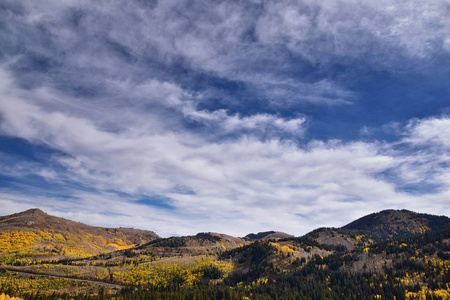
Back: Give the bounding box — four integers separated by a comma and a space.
244, 231, 294, 241
342, 209, 450, 240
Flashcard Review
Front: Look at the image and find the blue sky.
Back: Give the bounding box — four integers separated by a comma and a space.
0, 0, 449, 236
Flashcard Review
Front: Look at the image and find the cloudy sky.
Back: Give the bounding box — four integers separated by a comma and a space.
0, 0, 449, 237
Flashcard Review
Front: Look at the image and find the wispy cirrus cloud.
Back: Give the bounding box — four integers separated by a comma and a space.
0, 0, 449, 236
1, 66, 450, 236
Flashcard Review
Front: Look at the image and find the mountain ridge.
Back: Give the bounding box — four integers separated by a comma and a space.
2, 208, 449, 243
0, 208, 159, 259
1, 208, 449, 298
341, 209, 450, 240
0, 208, 159, 241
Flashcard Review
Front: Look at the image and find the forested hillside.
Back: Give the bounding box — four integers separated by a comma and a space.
0, 209, 159, 261
0, 209, 449, 299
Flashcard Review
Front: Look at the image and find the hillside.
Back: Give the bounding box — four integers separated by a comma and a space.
0, 208, 159, 260
123, 232, 248, 257
342, 209, 450, 240
303, 227, 367, 250
300, 210, 450, 251
0, 208, 449, 299
244, 231, 293, 241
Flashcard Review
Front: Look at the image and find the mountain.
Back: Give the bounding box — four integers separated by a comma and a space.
0, 208, 159, 259
244, 231, 294, 241
218, 211, 450, 299
342, 209, 450, 240
303, 227, 365, 250
129, 232, 248, 257
1, 208, 449, 299
301, 209, 450, 250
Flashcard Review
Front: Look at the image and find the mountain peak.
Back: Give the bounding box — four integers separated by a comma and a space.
20, 208, 47, 215
0, 208, 160, 258
342, 209, 450, 240
245, 231, 294, 241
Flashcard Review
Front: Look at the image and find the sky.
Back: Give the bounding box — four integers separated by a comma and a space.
0, 0, 449, 237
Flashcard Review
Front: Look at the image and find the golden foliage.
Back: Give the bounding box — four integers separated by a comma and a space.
0, 293, 22, 300
113, 256, 234, 287
0, 271, 111, 296
406, 287, 450, 299
0, 229, 138, 260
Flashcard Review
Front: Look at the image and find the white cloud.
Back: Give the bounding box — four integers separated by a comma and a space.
0, 1, 449, 237
255, 0, 450, 63
405, 117, 450, 148
0, 0, 357, 106
2, 66, 450, 236
5, 0, 448, 95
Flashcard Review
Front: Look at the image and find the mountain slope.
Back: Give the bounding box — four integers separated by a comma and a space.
303, 227, 367, 250
244, 231, 293, 241
0, 209, 159, 259
342, 209, 450, 241
302, 209, 450, 251
0, 208, 449, 299
131, 232, 248, 257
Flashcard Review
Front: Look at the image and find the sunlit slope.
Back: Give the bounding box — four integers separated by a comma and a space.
0, 209, 159, 260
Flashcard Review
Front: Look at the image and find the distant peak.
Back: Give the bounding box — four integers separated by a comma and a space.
245, 231, 293, 241
21, 208, 47, 215
341, 209, 450, 241
378, 209, 413, 214
245, 231, 276, 239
